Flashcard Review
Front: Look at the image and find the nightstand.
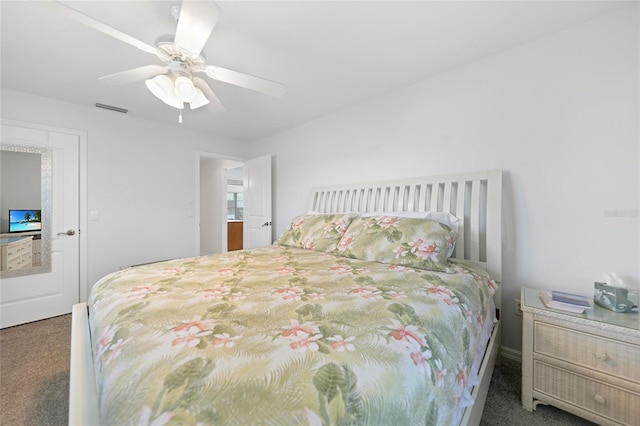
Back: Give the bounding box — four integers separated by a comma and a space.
521, 287, 640, 425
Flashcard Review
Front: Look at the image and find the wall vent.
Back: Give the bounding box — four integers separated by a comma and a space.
95, 103, 128, 114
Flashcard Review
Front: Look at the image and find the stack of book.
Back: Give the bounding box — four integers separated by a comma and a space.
539, 290, 591, 313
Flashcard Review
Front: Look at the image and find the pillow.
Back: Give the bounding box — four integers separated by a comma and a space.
275, 213, 358, 252
362, 211, 460, 232
423, 211, 460, 233
362, 211, 460, 256
334, 216, 458, 272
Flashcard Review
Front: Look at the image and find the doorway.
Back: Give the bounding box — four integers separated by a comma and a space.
225, 166, 244, 251
197, 153, 243, 255
195, 153, 272, 256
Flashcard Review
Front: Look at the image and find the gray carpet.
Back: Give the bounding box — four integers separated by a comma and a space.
1, 314, 595, 426
0, 314, 70, 426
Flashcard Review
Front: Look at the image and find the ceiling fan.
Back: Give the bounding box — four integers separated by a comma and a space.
49, 0, 284, 119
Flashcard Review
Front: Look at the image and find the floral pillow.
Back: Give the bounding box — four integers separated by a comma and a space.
275, 213, 358, 252
362, 211, 460, 256
334, 216, 458, 272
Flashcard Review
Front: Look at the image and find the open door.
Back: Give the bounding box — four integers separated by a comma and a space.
243, 155, 272, 249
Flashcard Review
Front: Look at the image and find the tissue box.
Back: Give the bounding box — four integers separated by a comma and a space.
594, 282, 639, 313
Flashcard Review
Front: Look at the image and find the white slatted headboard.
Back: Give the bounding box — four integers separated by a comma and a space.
308, 169, 503, 308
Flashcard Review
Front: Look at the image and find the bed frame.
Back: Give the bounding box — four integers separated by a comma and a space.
69, 169, 502, 425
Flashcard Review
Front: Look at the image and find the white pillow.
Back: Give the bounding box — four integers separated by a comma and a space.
423, 211, 461, 234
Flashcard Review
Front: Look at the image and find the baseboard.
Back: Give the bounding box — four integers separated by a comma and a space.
500, 346, 522, 362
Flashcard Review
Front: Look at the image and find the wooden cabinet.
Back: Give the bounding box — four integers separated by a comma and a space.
227, 221, 243, 251
521, 287, 640, 425
0, 236, 34, 271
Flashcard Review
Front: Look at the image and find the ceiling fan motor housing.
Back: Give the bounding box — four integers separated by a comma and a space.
170, 60, 191, 77
157, 42, 205, 74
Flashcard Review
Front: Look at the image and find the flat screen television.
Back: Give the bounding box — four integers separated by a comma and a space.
8, 209, 42, 233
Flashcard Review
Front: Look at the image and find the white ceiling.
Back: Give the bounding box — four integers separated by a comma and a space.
1, 1, 631, 142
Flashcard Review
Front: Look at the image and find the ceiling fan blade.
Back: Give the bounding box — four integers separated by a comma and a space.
202, 65, 285, 97
193, 77, 226, 113
99, 65, 169, 85
174, 0, 221, 56
47, 1, 158, 55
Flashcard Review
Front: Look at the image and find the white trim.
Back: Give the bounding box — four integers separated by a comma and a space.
78, 129, 88, 302
500, 346, 522, 362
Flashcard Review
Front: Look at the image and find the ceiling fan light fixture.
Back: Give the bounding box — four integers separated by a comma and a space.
145, 74, 172, 100
174, 76, 197, 101
189, 87, 210, 110
145, 75, 184, 109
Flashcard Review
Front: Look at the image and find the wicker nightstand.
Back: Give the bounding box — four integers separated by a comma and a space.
521, 287, 640, 425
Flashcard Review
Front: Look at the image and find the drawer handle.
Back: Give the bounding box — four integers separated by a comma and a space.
594, 352, 609, 361
594, 394, 606, 404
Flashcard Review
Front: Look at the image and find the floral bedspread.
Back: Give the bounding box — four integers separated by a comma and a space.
89, 245, 497, 426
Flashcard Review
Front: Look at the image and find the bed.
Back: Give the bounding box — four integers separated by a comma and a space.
69, 169, 502, 425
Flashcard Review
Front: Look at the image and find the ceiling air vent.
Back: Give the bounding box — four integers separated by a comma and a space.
95, 103, 128, 114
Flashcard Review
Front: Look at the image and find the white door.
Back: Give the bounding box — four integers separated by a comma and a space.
243, 154, 272, 249
1, 124, 80, 328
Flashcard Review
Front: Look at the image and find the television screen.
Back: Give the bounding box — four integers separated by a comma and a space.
9, 209, 42, 233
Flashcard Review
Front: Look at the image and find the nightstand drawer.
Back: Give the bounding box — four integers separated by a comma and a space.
534, 361, 640, 425
534, 322, 640, 383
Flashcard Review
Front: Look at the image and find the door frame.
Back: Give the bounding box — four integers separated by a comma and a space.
194, 151, 244, 256
1, 119, 88, 303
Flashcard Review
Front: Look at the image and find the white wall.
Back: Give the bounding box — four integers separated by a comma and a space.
0, 89, 252, 290
252, 6, 640, 352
